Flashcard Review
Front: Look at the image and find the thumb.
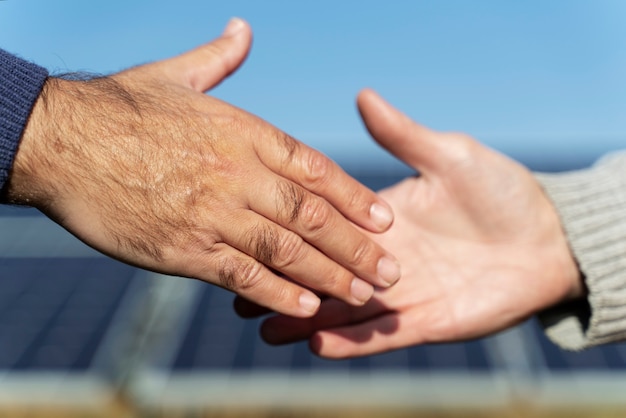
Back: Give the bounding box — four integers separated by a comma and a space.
158, 18, 252, 92
357, 89, 443, 173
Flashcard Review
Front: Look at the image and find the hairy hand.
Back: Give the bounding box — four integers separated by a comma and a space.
6, 20, 400, 318
237, 90, 582, 357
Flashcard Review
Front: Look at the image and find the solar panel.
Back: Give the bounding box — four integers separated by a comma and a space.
0, 258, 135, 371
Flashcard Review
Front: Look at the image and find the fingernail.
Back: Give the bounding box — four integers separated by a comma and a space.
378, 256, 401, 286
223, 17, 245, 37
351, 278, 374, 304
370, 203, 393, 230
299, 292, 321, 314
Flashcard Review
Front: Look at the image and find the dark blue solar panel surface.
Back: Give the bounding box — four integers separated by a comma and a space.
0, 257, 136, 370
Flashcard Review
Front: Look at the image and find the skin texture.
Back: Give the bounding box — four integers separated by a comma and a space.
4, 20, 401, 318
236, 90, 583, 358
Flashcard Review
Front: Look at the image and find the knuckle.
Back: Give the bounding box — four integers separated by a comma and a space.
272, 232, 306, 269
218, 257, 264, 293
237, 262, 265, 292
202, 43, 229, 72
322, 268, 352, 295
300, 196, 332, 235
344, 186, 369, 215
303, 150, 332, 188
347, 237, 376, 268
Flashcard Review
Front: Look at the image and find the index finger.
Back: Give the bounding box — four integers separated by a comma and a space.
254, 129, 394, 234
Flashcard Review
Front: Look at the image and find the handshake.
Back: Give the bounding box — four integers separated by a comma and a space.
7, 19, 617, 358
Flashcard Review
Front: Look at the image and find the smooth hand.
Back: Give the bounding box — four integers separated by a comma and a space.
5, 21, 400, 318
241, 89, 583, 357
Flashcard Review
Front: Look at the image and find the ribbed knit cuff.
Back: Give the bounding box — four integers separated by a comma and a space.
0, 49, 48, 191
535, 151, 626, 350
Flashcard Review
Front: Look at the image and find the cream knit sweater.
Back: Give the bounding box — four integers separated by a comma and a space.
536, 151, 626, 350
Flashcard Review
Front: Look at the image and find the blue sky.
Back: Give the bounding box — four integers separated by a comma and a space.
2, 1, 626, 169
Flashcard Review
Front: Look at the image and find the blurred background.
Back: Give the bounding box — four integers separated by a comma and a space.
2, 1, 626, 417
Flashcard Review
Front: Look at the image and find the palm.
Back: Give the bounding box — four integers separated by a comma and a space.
369, 155, 564, 342
255, 90, 579, 358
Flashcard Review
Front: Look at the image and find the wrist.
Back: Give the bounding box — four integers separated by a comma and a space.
558, 240, 586, 301
4, 77, 63, 209
538, 185, 586, 304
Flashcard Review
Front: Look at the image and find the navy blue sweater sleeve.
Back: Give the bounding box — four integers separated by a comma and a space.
0, 49, 48, 191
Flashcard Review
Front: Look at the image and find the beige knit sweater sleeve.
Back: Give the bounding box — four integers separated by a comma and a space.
534, 151, 626, 350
